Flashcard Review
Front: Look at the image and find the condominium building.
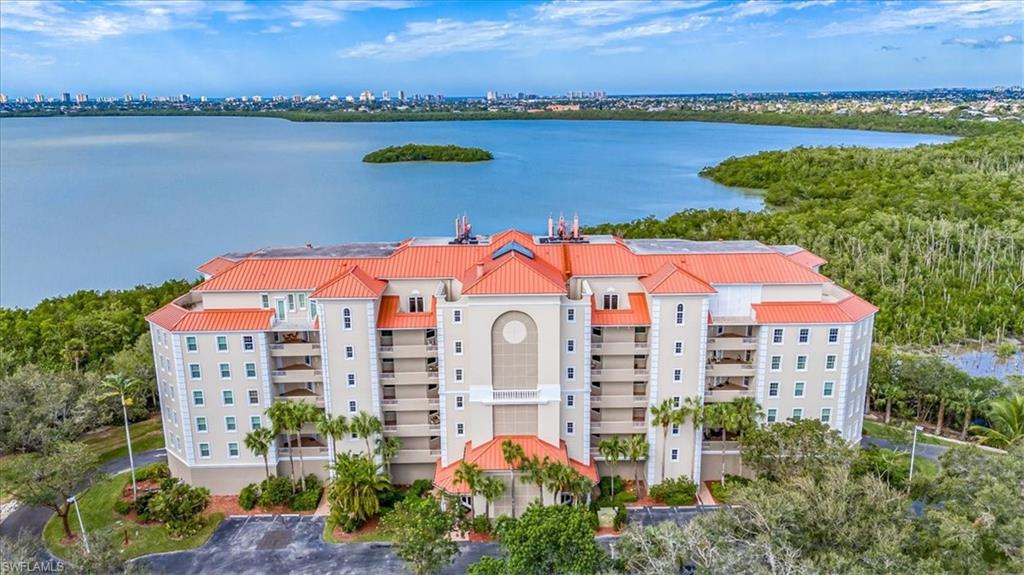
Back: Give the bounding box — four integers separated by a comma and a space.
147, 218, 875, 514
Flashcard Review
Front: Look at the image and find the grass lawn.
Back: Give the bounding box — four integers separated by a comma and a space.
323, 518, 391, 544
43, 468, 222, 561
912, 456, 939, 479
862, 419, 962, 449
80, 416, 166, 465
0, 455, 20, 504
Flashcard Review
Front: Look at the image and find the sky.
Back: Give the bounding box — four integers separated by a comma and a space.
1, 0, 1021, 97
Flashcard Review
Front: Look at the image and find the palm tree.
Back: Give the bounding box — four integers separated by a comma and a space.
479, 476, 505, 519
99, 373, 142, 501
316, 413, 349, 456
349, 411, 383, 458
731, 396, 763, 478
500, 439, 525, 517
519, 455, 550, 506
63, 338, 88, 372
873, 381, 905, 424
624, 434, 648, 497
453, 461, 484, 516
245, 427, 275, 480
650, 399, 685, 486
543, 462, 573, 505
266, 401, 298, 488
597, 437, 625, 498
568, 472, 593, 506
970, 394, 1024, 448
291, 402, 321, 491
330, 451, 390, 523
376, 436, 402, 478
952, 378, 996, 440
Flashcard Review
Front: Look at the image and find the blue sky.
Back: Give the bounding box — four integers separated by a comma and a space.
1, 0, 1021, 97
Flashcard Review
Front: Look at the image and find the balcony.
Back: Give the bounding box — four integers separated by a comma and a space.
468, 385, 560, 405
590, 340, 649, 355
590, 394, 648, 408
276, 388, 325, 408
278, 436, 329, 457
378, 343, 439, 358
701, 440, 740, 452
591, 367, 649, 381
590, 420, 648, 434
380, 397, 440, 411
271, 365, 323, 383
706, 336, 758, 351
382, 423, 441, 437
393, 449, 440, 464
704, 361, 755, 377
379, 370, 440, 385
270, 342, 321, 357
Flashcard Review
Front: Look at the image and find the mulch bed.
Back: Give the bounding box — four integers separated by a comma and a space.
205, 495, 317, 517
467, 531, 494, 542
330, 516, 381, 542
120, 479, 161, 499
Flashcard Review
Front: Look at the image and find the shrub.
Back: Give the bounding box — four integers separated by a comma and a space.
146, 479, 210, 538
649, 477, 698, 506
112, 499, 133, 515
599, 476, 625, 499
409, 479, 433, 498
471, 516, 492, 535
239, 483, 260, 510
290, 486, 323, 511
613, 504, 628, 530
378, 486, 406, 510
304, 474, 322, 490
493, 514, 516, 539
613, 491, 637, 505
339, 513, 363, 533
136, 463, 171, 482
708, 475, 750, 504
135, 491, 157, 522
258, 476, 293, 507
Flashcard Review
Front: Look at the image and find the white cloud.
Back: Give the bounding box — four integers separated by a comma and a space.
1, 48, 57, 66
729, 0, 835, 20
815, 0, 1023, 37
943, 34, 1022, 49
534, 0, 712, 27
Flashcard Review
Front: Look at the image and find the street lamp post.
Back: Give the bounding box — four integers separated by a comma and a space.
68, 496, 89, 553
908, 425, 924, 483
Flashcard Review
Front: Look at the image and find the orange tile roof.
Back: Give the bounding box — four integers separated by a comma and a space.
640, 262, 717, 294
785, 249, 828, 270
146, 303, 274, 332
592, 293, 651, 326
376, 295, 436, 329
461, 252, 566, 295
194, 258, 351, 292
433, 435, 597, 494
753, 295, 877, 324
310, 265, 387, 299
196, 256, 239, 278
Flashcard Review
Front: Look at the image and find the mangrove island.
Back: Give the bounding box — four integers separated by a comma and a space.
362, 144, 493, 163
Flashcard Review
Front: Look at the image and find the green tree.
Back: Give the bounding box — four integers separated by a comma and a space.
316, 413, 349, 457
597, 436, 625, 498
739, 419, 852, 481
329, 451, 390, 525
98, 373, 142, 500
349, 411, 383, 457
453, 461, 484, 516
970, 394, 1024, 448
500, 439, 525, 518
479, 476, 506, 519
147, 479, 211, 537
244, 427, 275, 480
266, 401, 298, 488
381, 495, 460, 575
291, 401, 321, 492
650, 399, 687, 486
624, 434, 648, 497
730, 396, 763, 479
376, 435, 402, 478
0, 366, 94, 453
518, 455, 550, 506
8, 442, 99, 539
951, 376, 998, 440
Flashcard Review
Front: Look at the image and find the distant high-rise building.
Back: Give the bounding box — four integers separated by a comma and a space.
139, 94, 148, 102
486, 90, 497, 102
382, 90, 390, 101
398, 90, 406, 101
201, 95, 209, 103
61, 92, 71, 103
34, 94, 45, 103
0, 93, 8, 104
252, 95, 262, 103
124, 94, 133, 102
179, 94, 190, 103
75, 93, 89, 104
359, 90, 375, 102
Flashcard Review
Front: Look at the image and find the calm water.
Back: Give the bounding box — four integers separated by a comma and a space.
0, 117, 952, 307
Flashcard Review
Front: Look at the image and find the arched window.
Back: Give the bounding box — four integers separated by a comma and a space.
675, 303, 685, 325
342, 308, 352, 330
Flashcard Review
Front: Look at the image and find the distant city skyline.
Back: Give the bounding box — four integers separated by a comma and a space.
1, 0, 1021, 96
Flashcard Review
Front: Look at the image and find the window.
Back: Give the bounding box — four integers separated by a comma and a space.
828, 328, 839, 343
250, 416, 262, 430
566, 421, 575, 435
453, 310, 462, 324
603, 293, 619, 310
345, 346, 354, 359
189, 363, 202, 380
674, 341, 683, 355
670, 448, 679, 461
219, 363, 231, 379
567, 394, 575, 407
275, 298, 286, 321
225, 416, 237, 432
245, 362, 257, 379
768, 381, 780, 398
794, 382, 806, 398
454, 368, 464, 382
298, 293, 306, 310
672, 396, 681, 408
222, 390, 234, 406
348, 400, 357, 413
675, 303, 685, 325
770, 355, 782, 371
456, 395, 464, 409
823, 381, 835, 398
260, 293, 270, 309
454, 340, 463, 355
227, 442, 240, 458
566, 339, 576, 353
820, 408, 832, 423
671, 423, 680, 436
791, 408, 804, 421
798, 328, 810, 344
196, 416, 208, 432
567, 308, 575, 323
246, 390, 258, 405
309, 301, 318, 319
198, 443, 211, 459
216, 335, 228, 352
409, 296, 424, 312
456, 423, 465, 436
287, 294, 296, 312
243, 335, 255, 351
192, 390, 205, 406
765, 408, 779, 424
825, 355, 837, 371
673, 369, 682, 382
186, 336, 198, 352
347, 373, 356, 387
566, 367, 575, 381
796, 355, 808, 371
772, 328, 784, 344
